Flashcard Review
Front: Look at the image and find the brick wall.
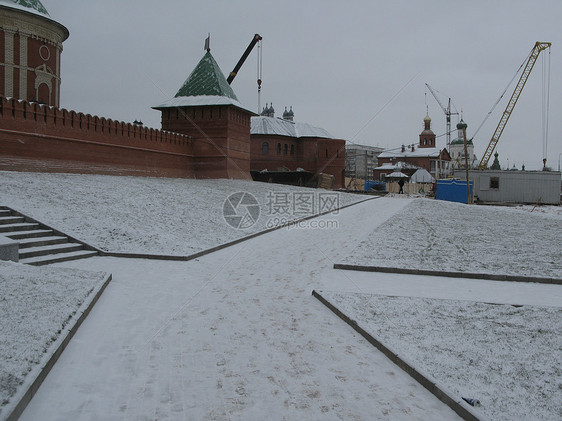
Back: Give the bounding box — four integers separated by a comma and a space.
159, 105, 252, 180
0, 97, 195, 177
250, 134, 346, 188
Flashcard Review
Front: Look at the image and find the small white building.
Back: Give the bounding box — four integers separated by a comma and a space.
456, 170, 561, 205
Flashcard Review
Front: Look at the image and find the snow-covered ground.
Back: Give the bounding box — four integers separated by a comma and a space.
342, 197, 562, 279
0, 171, 366, 255
318, 291, 562, 421
1, 172, 560, 420
0, 261, 107, 419
17, 197, 465, 420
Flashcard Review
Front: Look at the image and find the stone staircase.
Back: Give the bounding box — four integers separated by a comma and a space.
0, 206, 99, 265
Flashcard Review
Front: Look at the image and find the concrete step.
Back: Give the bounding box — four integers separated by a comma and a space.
19, 250, 99, 266
16, 236, 68, 249
2, 229, 55, 239
18, 243, 84, 259
0, 206, 99, 266
0, 216, 25, 225
0, 222, 40, 233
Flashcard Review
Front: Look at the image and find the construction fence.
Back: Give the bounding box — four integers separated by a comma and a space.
344, 177, 366, 191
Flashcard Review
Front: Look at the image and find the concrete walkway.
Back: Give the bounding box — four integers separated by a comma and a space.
20, 198, 465, 420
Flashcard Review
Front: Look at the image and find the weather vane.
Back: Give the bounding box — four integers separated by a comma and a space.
204, 33, 210, 52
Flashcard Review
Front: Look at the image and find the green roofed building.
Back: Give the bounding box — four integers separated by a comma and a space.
154, 51, 252, 112
153, 50, 255, 179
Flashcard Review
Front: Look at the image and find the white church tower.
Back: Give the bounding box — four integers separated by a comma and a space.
449, 118, 478, 169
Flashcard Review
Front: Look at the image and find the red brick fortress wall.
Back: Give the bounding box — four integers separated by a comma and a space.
0, 97, 195, 177
159, 105, 252, 180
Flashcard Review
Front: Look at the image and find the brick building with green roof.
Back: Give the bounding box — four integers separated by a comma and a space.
154, 51, 256, 179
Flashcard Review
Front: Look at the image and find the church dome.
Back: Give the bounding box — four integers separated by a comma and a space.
424, 113, 431, 123
0, 0, 49, 16
457, 119, 467, 130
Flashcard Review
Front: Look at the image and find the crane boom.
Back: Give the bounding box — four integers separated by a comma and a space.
478, 41, 551, 169
227, 34, 262, 85
425, 83, 459, 150
425, 83, 447, 113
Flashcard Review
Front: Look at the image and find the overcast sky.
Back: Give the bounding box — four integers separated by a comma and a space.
44, 0, 562, 171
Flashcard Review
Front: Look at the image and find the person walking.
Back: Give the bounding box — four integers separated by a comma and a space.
398, 178, 405, 194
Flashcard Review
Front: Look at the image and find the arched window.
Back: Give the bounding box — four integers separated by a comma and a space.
284, 144, 288, 155
290, 144, 295, 156
262, 142, 269, 155
37, 83, 50, 105
277, 143, 281, 155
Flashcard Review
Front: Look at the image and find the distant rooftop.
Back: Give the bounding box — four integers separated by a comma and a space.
346, 144, 384, 152
374, 161, 420, 171
378, 146, 443, 159
251, 116, 334, 139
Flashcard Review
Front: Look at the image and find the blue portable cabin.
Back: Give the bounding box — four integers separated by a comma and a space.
436, 179, 473, 204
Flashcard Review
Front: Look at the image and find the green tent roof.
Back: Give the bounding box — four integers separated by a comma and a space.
2, 0, 49, 16
154, 50, 255, 113
175, 51, 238, 100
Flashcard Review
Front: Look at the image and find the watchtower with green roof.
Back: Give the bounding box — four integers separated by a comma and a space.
153, 51, 255, 180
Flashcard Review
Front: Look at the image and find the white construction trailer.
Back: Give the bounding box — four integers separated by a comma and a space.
455, 170, 561, 205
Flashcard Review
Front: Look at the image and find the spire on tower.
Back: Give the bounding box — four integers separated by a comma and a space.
204, 33, 210, 52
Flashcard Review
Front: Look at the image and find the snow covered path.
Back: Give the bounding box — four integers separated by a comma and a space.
19, 198, 462, 420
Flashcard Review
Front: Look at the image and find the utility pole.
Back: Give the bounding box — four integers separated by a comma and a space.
459, 120, 471, 204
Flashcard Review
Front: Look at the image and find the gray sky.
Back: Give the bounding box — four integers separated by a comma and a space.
45, 0, 562, 171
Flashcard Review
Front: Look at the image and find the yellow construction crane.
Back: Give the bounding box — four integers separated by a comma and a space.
478, 41, 551, 169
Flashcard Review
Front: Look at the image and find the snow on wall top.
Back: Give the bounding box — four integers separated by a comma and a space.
0, 0, 49, 16
251, 116, 334, 139
153, 95, 253, 113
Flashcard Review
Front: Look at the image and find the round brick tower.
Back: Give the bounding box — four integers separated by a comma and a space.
0, 0, 69, 107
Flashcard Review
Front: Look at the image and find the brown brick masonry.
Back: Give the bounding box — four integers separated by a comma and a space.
0, 97, 197, 178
